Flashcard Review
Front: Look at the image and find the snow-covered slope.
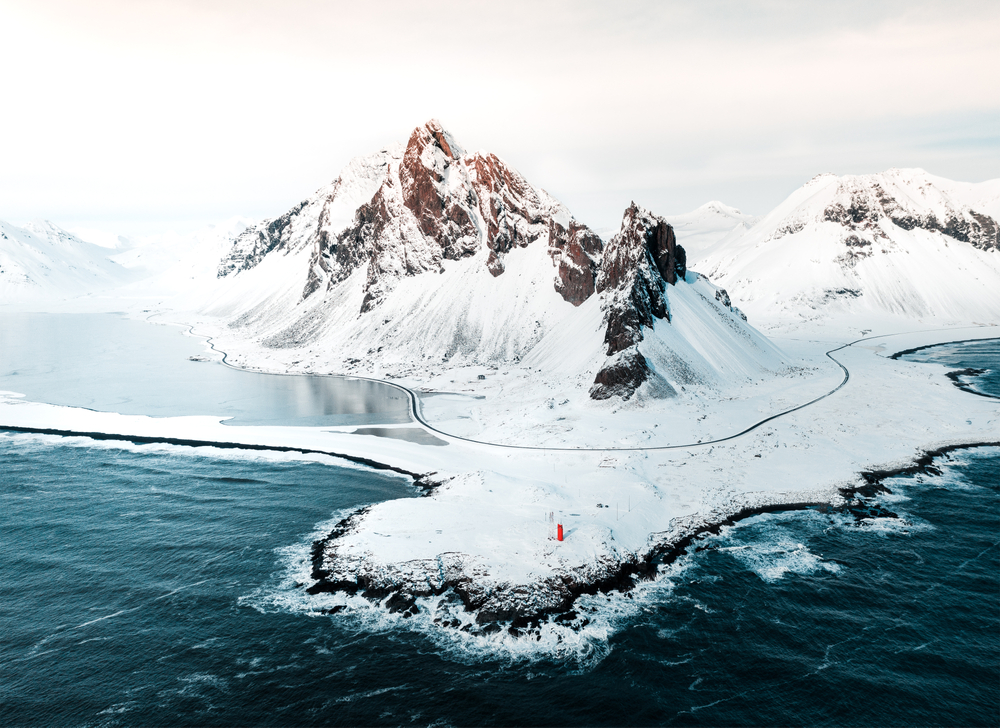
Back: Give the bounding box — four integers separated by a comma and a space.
664, 200, 759, 263
204, 121, 790, 400
699, 169, 1000, 327
109, 217, 252, 302
0, 219, 138, 304
541, 203, 785, 401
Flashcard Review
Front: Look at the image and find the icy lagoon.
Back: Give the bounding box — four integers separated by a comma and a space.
1, 316, 998, 725
0, 312, 410, 427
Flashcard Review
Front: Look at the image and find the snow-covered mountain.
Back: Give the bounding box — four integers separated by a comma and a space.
207, 120, 788, 400
664, 200, 759, 262
699, 169, 1000, 326
108, 217, 252, 301
0, 219, 138, 304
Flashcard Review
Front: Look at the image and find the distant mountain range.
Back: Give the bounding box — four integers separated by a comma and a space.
0, 219, 136, 303
698, 168, 1000, 325
5, 125, 997, 394
207, 120, 786, 400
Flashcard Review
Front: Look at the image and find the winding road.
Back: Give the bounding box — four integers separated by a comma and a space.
189, 323, 997, 454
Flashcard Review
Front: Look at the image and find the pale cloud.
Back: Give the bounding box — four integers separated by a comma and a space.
1, 0, 997, 234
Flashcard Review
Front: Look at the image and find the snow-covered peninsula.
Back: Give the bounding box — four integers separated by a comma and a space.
1, 121, 997, 635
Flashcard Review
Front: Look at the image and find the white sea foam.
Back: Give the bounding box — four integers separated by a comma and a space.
241, 444, 993, 665
240, 515, 697, 668
718, 533, 841, 583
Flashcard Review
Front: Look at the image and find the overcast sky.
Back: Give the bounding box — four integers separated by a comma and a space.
1, 0, 998, 238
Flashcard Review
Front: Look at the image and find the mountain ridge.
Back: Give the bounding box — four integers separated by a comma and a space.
207, 120, 787, 400
698, 168, 1000, 326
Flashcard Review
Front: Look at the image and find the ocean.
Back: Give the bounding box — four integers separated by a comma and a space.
1, 326, 997, 726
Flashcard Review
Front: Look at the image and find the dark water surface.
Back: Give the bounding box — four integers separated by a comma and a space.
898, 337, 1000, 398
1, 440, 997, 727
0, 313, 409, 426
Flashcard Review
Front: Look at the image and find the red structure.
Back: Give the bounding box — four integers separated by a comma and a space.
557, 524, 564, 541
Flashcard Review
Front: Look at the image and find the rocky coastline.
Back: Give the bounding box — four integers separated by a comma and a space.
303, 440, 1000, 634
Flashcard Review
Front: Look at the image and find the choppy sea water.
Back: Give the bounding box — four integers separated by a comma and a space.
897, 337, 1000, 399
2, 444, 998, 725
1, 335, 997, 726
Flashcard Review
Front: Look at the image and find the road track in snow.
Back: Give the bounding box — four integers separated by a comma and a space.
192, 323, 997, 454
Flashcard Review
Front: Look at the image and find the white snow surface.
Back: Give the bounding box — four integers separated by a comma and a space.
0, 219, 139, 305
664, 200, 759, 262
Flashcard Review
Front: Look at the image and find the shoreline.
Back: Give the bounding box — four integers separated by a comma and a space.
887, 336, 1000, 361
890, 337, 1000, 400
0, 424, 423, 479
5, 318, 998, 637
304, 439, 1000, 632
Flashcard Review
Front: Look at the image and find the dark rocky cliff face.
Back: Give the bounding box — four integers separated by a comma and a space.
218, 200, 308, 277
399, 123, 480, 262
590, 203, 687, 401
549, 219, 604, 305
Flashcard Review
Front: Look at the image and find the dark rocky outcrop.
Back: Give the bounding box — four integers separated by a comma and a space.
823, 179, 999, 252
218, 200, 309, 277
549, 219, 604, 305
589, 349, 652, 401
399, 122, 479, 262
589, 203, 687, 400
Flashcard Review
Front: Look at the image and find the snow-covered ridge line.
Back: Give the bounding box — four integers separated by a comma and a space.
0, 219, 138, 304
699, 168, 1000, 328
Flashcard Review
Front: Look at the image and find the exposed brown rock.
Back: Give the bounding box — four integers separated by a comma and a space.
549, 219, 603, 305
400, 121, 479, 261
226, 119, 604, 314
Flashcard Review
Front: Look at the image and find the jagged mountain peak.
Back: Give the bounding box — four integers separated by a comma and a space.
408, 118, 465, 161
694, 200, 745, 217
220, 120, 604, 313
206, 126, 786, 402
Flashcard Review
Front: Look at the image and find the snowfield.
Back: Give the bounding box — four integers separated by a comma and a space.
698, 169, 1000, 330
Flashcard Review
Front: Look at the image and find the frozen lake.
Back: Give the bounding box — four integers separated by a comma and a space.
0, 312, 411, 426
